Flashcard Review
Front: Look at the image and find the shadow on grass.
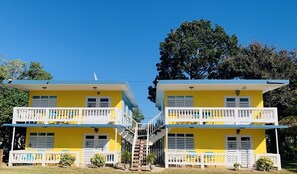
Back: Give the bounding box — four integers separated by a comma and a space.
283, 161, 297, 173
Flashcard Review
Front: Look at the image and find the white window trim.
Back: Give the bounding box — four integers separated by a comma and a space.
224, 96, 251, 107
83, 134, 110, 152
85, 96, 111, 108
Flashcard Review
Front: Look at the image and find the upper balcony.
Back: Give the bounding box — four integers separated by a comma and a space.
12, 107, 135, 128
165, 107, 278, 125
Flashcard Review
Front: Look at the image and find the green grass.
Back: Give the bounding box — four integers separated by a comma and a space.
0, 165, 296, 174
282, 161, 297, 173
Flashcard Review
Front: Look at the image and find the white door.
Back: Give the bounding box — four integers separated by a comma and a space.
83, 134, 109, 164
226, 136, 253, 168
226, 136, 238, 166
240, 136, 253, 168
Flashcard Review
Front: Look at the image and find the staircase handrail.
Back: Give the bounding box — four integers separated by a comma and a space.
120, 111, 138, 134
147, 112, 164, 136
131, 123, 138, 165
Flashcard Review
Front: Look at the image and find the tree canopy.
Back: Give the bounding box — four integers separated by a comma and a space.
0, 57, 52, 159
148, 20, 239, 102
132, 108, 145, 123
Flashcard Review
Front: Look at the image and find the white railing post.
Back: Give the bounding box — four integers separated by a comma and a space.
199, 108, 203, 125
165, 108, 168, 124
42, 152, 46, 166
234, 108, 239, 125
8, 151, 13, 166
165, 128, 168, 168
75, 152, 79, 167
45, 108, 49, 124
12, 108, 17, 124
277, 154, 281, 171
201, 153, 204, 169
274, 108, 278, 125
78, 109, 82, 124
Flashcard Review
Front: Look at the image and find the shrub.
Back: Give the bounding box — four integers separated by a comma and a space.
59, 153, 76, 167
121, 151, 132, 164
146, 153, 157, 165
90, 153, 106, 167
256, 157, 274, 171
233, 162, 241, 171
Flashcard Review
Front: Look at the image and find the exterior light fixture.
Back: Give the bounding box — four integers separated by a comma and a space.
235, 90, 240, 96
93, 128, 99, 133
189, 86, 194, 90
42, 86, 47, 90
93, 86, 97, 90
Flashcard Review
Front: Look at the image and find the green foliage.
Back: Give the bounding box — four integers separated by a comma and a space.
0, 56, 53, 161
148, 19, 239, 102
121, 150, 131, 164
59, 153, 76, 167
132, 108, 144, 123
90, 153, 106, 167
233, 163, 241, 171
256, 157, 274, 171
146, 153, 157, 165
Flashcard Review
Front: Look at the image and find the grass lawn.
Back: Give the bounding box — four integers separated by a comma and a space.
0, 165, 296, 174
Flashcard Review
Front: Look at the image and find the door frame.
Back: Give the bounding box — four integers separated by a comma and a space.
82, 133, 110, 164
225, 134, 254, 167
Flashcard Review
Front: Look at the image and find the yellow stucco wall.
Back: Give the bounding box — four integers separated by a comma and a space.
29, 90, 123, 109
25, 127, 122, 163
166, 128, 267, 154
164, 90, 263, 107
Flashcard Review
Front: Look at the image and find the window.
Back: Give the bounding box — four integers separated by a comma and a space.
84, 135, 109, 151
168, 134, 194, 151
86, 97, 110, 108
97, 135, 108, 151
32, 96, 57, 107
29, 132, 54, 149
225, 97, 250, 107
168, 96, 193, 107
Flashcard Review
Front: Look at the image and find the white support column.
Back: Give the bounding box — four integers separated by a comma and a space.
8, 127, 16, 166
114, 128, 118, 166
275, 128, 281, 170
165, 128, 168, 168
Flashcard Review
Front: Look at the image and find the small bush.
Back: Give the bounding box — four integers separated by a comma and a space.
121, 151, 131, 164
233, 162, 241, 171
256, 157, 274, 171
90, 153, 106, 167
146, 153, 157, 165
59, 153, 76, 167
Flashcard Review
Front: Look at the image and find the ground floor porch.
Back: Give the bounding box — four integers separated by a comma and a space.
163, 128, 282, 170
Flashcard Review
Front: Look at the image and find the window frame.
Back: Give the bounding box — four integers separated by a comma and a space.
32, 96, 57, 107
167, 96, 193, 107
168, 133, 194, 151
28, 132, 55, 149
86, 97, 111, 108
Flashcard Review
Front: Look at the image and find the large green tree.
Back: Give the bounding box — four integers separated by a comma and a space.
0, 57, 52, 161
148, 19, 239, 102
218, 43, 297, 161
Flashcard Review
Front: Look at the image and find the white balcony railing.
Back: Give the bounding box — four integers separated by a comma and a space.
167, 151, 281, 170
8, 150, 120, 166
165, 107, 278, 125
12, 107, 122, 125
8, 150, 80, 166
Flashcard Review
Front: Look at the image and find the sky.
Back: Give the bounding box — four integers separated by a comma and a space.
0, 0, 296, 122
